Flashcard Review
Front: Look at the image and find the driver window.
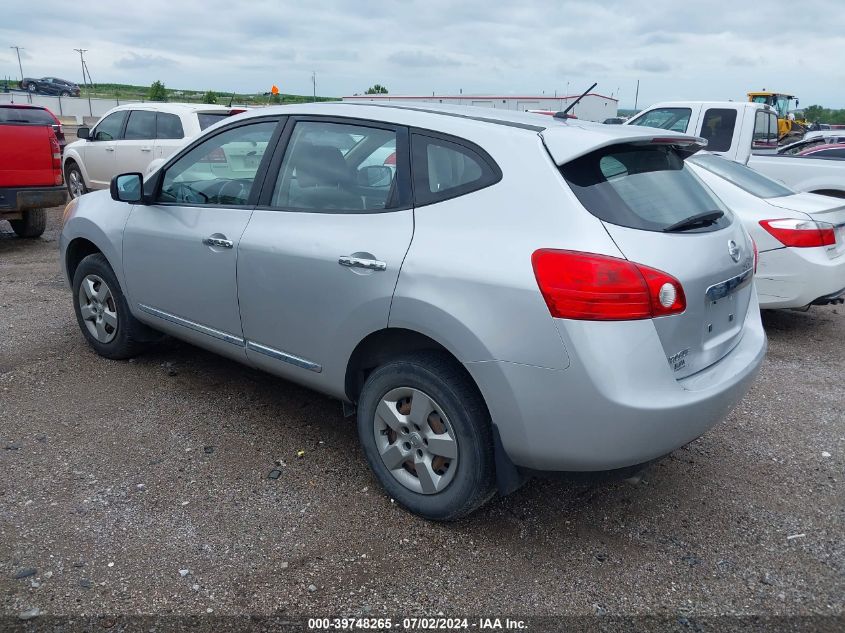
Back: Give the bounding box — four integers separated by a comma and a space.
271, 121, 398, 211
93, 111, 126, 141
158, 121, 276, 206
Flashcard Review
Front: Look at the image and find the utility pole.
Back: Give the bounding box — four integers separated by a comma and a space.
634, 79, 640, 111
74, 48, 93, 115
312, 71, 316, 102
10, 46, 24, 81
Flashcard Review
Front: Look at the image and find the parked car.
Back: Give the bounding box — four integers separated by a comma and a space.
627, 101, 845, 197
796, 143, 845, 159
60, 103, 766, 520
62, 103, 246, 199
20, 76, 80, 97
778, 136, 845, 155
1, 105, 67, 237
688, 153, 845, 309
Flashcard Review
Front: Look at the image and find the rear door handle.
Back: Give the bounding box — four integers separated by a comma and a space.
141, 147, 152, 152
338, 255, 386, 271
203, 236, 234, 249
105, 147, 115, 152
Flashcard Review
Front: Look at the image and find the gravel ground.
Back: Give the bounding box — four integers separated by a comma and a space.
0, 207, 843, 623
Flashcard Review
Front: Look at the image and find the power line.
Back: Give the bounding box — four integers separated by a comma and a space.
10, 46, 24, 81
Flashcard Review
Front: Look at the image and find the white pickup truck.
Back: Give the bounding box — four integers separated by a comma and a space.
627, 101, 845, 198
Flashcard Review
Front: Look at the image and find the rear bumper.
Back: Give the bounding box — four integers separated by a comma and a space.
757, 246, 845, 309
0, 186, 67, 213
466, 295, 767, 472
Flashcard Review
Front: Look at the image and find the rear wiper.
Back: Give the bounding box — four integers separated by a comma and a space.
663, 210, 724, 232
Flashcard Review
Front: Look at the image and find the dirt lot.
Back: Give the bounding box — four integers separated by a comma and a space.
1, 208, 843, 623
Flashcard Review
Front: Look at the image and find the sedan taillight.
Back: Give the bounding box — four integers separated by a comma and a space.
531, 249, 686, 321
759, 218, 836, 248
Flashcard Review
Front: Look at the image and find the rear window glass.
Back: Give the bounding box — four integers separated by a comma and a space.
0, 107, 54, 125
752, 111, 778, 151
411, 134, 501, 206
689, 154, 794, 199
700, 108, 737, 152
197, 112, 231, 130
628, 108, 691, 132
157, 112, 184, 139
561, 145, 730, 233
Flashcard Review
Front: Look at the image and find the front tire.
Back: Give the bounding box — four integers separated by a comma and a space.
72, 253, 151, 359
65, 161, 86, 199
27, 82, 37, 93
356, 352, 496, 521
9, 209, 46, 238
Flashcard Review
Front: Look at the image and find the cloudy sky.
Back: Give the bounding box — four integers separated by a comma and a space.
3, 0, 844, 108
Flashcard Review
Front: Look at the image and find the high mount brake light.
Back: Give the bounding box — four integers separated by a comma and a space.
759, 218, 836, 248
531, 249, 686, 321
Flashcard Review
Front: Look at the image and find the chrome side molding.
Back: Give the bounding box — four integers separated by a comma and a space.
246, 341, 322, 373
138, 304, 244, 346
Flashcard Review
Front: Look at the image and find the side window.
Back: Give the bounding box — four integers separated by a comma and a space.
93, 111, 126, 141
815, 149, 845, 158
272, 121, 399, 211
700, 108, 737, 152
159, 120, 276, 206
628, 108, 692, 132
156, 112, 184, 139
411, 133, 500, 206
124, 110, 157, 140
752, 112, 778, 150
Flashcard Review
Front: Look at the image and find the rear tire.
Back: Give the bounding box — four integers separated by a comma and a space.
60, 91, 70, 97
9, 209, 46, 238
356, 351, 496, 521
65, 161, 86, 199
72, 253, 152, 360
27, 82, 37, 92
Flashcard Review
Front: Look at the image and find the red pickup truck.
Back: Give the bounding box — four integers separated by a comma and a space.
1, 104, 68, 237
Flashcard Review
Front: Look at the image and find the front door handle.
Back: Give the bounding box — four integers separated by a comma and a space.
105, 147, 115, 152
203, 236, 234, 249
338, 255, 386, 271
141, 147, 152, 152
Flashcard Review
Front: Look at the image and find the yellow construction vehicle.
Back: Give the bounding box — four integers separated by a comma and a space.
747, 91, 808, 141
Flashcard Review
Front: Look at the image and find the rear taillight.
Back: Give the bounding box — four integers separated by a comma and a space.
531, 249, 686, 321
49, 134, 62, 185
199, 147, 227, 163
759, 219, 835, 248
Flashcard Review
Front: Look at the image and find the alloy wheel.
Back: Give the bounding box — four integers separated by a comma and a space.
67, 169, 84, 198
78, 274, 118, 343
373, 387, 459, 494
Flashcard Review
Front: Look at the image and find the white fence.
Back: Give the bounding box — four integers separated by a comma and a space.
0, 90, 131, 122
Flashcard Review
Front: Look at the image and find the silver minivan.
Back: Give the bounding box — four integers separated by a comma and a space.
60, 103, 767, 520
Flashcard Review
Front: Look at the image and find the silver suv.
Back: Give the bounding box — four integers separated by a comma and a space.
60, 103, 767, 520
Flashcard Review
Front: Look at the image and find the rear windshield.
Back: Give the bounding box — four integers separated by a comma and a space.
0, 107, 55, 125
561, 144, 730, 233
197, 112, 231, 130
688, 154, 794, 199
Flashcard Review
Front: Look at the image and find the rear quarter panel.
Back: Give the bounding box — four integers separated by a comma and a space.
390, 127, 624, 370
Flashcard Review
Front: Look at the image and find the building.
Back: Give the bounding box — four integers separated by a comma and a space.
342, 93, 618, 122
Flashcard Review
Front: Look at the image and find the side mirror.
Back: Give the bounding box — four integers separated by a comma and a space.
110, 173, 144, 203
357, 165, 393, 187
76, 126, 90, 140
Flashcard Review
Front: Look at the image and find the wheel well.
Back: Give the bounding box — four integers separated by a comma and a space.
66, 238, 102, 282
811, 189, 845, 199
345, 328, 458, 403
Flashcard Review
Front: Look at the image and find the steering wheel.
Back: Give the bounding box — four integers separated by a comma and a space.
217, 179, 248, 204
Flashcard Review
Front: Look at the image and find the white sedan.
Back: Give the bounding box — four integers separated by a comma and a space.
688, 153, 845, 309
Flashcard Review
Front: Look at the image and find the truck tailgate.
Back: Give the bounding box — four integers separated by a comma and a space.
0, 124, 55, 187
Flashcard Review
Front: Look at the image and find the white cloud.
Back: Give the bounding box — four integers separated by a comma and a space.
1, 0, 843, 107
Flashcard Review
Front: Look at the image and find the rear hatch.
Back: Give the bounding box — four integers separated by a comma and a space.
766, 192, 845, 257
543, 127, 755, 379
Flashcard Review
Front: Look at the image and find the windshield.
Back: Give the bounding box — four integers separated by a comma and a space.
689, 154, 794, 199
561, 144, 731, 233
